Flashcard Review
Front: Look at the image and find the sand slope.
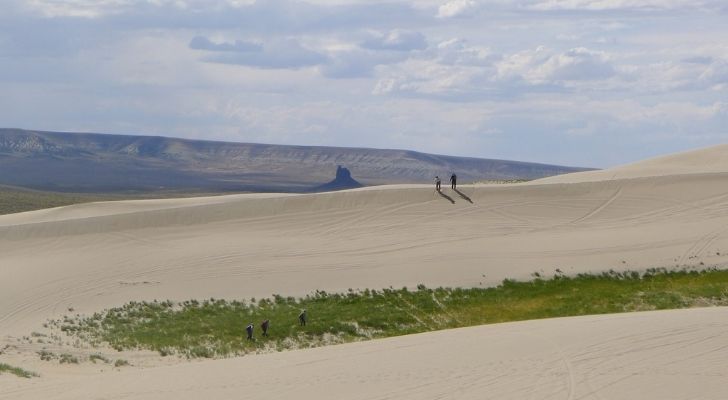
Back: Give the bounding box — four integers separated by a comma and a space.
537, 144, 728, 183
4, 176, 728, 335
3, 144, 728, 398
3, 308, 728, 399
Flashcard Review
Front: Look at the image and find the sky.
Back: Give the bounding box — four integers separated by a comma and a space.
0, 0, 726, 167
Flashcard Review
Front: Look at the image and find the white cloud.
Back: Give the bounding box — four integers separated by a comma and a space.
699, 59, 728, 90
531, 47, 615, 81
372, 39, 498, 97
498, 46, 615, 85
20, 0, 259, 18
320, 48, 409, 78
375, 46, 615, 98
361, 30, 427, 52
199, 39, 328, 70
3, 0, 728, 168
436, 0, 477, 18
436, 38, 494, 65
374, 42, 726, 101
21, 0, 124, 18
526, 0, 721, 11
189, 36, 262, 52
615, 55, 728, 93
494, 46, 552, 83
373, 58, 491, 98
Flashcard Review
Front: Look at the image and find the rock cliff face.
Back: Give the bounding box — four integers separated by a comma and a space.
312, 166, 363, 192
0, 129, 592, 193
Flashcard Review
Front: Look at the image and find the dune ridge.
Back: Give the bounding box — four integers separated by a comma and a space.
536, 143, 728, 183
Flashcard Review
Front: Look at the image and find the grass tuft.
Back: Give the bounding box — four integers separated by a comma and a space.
37, 350, 55, 361
114, 359, 129, 367
89, 354, 110, 364
0, 363, 39, 378
59, 353, 79, 364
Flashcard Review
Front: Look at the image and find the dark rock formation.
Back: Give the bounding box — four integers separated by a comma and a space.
311, 166, 363, 192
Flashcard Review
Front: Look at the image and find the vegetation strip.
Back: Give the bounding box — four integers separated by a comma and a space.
0, 188, 96, 215
0, 363, 39, 378
0, 186, 232, 216
59, 268, 728, 358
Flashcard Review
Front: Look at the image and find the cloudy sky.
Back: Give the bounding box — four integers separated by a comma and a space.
1, 0, 726, 167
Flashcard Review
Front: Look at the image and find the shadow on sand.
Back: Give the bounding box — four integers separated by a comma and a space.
453, 188, 473, 204
437, 190, 455, 204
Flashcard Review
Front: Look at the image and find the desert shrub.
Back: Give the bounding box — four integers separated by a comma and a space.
59, 353, 79, 364
37, 350, 55, 361
114, 359, 130, 367
89, 354, 110, 364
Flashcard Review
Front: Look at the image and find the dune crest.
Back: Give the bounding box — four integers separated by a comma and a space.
537, 143, 728, 183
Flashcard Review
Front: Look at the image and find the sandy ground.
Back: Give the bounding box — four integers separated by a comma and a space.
3, 144, 728, 398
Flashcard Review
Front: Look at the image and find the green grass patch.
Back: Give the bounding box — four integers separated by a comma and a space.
59, 268, 728, 358
0, 363, 39, 378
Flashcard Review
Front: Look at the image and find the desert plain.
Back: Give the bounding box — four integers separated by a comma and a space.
3, 145, 728, 399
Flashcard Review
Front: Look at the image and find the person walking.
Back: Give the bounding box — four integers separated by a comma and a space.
450, 173, 457, 190
261, 319, 270, 337
435, 176, 441, 192
298, 309, 307, 326
245, 322, 254, 341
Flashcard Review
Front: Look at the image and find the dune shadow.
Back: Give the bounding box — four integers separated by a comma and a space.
437, 190, 455, 204
453, 188, 473, 204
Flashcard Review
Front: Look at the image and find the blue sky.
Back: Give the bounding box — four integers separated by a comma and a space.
1, 0, 726, 167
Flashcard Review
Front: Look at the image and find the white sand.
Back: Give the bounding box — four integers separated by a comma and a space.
3, 145, 728, 398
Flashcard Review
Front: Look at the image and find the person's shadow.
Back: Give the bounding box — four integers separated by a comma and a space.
453, 188, 473, 204
437, 190, 455, 204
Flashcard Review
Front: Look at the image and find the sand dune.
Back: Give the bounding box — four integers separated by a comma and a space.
3, 145, 728, 398
536, 143, 728, 183
3, 307, 727, 400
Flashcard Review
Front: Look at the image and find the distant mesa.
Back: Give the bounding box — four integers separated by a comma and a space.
312, 166, 363, 192
0, 129, 592, 193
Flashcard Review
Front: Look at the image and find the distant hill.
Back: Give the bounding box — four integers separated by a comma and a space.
0, 129, 591, 193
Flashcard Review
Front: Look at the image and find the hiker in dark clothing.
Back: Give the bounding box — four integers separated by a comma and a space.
261, 319, 270, 337
435, 176, 441, 192
450, 173, 457, 189
298, 309, 307, 326
246, 322, 254, 340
